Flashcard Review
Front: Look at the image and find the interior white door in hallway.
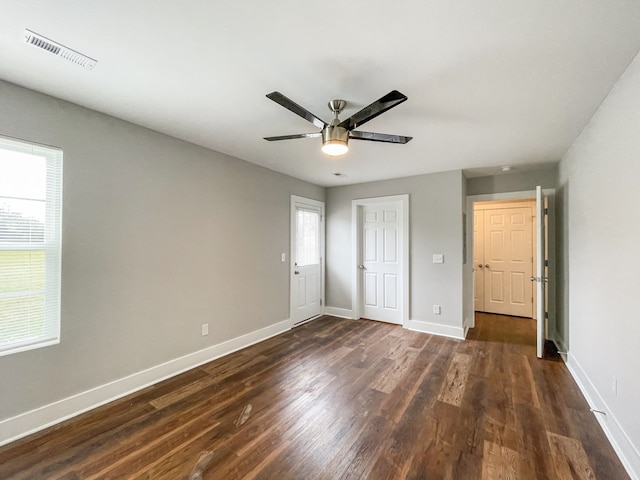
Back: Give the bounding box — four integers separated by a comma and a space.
473, 210, 485, 311
535, 186, 548, 358
290, 196, 324, 325
359, 201, 403, 325
475, 200, 534, 318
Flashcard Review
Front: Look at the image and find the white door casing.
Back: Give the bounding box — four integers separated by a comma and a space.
352, 195, 409, 326
467, 188, 555, 354
290, 196, 324, 325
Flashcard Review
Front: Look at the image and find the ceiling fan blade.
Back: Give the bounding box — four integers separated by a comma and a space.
349, 131, 412, 144
339, 90, 408, 131
266, 92, 327, 129
264, 132, 323, 141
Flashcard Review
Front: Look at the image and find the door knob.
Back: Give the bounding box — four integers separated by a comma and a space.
359, 264, 366, 270
485, 264, 490, 268
478, 264, 484, 268
294, 270, 300, 275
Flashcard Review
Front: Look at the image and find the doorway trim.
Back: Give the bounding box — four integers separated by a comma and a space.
290, 195, 325, 327
465, 189, 556, 340
351, 194, 409, 326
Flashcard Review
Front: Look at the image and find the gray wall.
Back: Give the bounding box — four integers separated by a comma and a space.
466, 165, 558, 195
558, 51, 640, 456
326, 170, 465, 331
0, 80, 324, 420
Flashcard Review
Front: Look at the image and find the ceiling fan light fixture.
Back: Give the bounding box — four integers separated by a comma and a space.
322, 140, 349, 156
321, 124, 349, 156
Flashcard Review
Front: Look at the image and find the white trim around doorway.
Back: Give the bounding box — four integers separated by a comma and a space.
465, 189, 556, 337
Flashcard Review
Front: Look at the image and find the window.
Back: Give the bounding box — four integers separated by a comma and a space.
295, 208, 320, 266
0, 136, 62, 356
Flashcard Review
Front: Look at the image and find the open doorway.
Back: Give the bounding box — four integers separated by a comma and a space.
474, 198, 536, 319
466, 188, 555, 358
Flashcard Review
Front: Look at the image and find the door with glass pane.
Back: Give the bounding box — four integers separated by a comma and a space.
291, 197, 324, 325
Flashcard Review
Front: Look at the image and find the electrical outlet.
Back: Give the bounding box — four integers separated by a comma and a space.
281, 253, 286, 262
201, 323, 209, 336
612, 376, 617, 397
433, 305, 441, 315
433, 254, 444, 264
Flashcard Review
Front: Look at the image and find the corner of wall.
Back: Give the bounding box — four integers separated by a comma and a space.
564, 353, 640, 480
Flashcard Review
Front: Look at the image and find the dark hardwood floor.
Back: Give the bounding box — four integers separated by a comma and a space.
0, 313, 628, 479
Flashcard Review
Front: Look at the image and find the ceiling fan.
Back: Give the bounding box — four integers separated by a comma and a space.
264, 90, 413, 156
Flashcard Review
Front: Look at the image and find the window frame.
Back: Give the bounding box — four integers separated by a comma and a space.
0, 135, 63, 356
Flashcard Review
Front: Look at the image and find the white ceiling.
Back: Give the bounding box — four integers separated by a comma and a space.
2, 1, 640, 187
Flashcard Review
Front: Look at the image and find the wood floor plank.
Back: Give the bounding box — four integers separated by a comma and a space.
482, 440, 520, 480
370, 346, 419, 394
0, 314, 630, 480
514, 402, 557, 479
508, 352, 541, 408
548, 432, 597, 480
438, 351, 472, 406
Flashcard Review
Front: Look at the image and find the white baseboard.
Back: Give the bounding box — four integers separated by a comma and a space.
0, 318, 291, 447
323, 306, 355, 319
553, 331, 569, 358
405, 319, 466, 340
564, 354, 640, 480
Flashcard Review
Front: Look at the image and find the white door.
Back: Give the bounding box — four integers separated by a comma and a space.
473, 210, 485, 311
291, 197, 324, 325
360, 202, 403, 325
482, 205, 534, 318
535, 186, 547, 358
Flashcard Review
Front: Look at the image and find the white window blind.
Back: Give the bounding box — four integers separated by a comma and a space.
0, 136, 62, 356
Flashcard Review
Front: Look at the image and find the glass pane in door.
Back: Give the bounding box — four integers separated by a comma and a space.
296, 208, 319, 266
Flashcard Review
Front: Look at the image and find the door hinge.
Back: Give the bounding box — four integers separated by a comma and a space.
544, 259, 549, 267
320, 298, 323, 306
545, 312, 549, 319
544, 208, 549, 215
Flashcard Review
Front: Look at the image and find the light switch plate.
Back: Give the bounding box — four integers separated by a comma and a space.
433, 305, 441, 314
281, 253, 286, 262
433, 254, 444, 264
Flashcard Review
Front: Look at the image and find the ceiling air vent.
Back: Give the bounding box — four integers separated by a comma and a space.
22, 29, 97, 70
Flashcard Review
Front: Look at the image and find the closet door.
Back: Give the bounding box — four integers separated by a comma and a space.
482, 206, 534, 318
473, 210, 485, 311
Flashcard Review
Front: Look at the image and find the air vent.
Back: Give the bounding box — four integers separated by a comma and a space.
332, 172, 348, 178
22, 29, 97, 70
